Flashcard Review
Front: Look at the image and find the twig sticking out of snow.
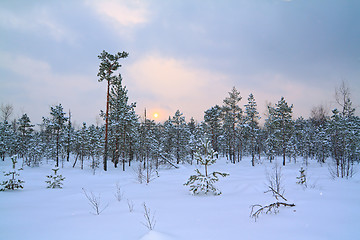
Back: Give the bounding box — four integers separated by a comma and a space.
82, 188, 108, 215
114, 183, 124, 202
127, 199, 135, 212
142, 202, 156, 230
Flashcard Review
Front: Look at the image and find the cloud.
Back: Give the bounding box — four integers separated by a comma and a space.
125, 54, 231, 121
124, 54, 331, 122
234, 72, 333, 120
0, 53, 50, 79
0, 52, 104, 125
0, 6, 76, 44
85, 0, 149, 29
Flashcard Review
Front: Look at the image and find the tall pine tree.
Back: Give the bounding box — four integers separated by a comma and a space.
266, 97, 294, 166
49, 104, 68, 167
244, 93, 260, 166
172, 110, 190, 164
222, 87, 242, 163
17, 113, 34, 166
204, 105, 223, 154
108, 77, 138, 171
97, 50, 129, 171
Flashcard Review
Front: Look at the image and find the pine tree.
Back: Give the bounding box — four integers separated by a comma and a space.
256, 128, 267, 161
138, 115, 158, 184
1, 155, 24, 191
64, 110, 74, 162
88, 124, 102, 174
328, 109, 359, 178
0, 121, 10, 161
52, 104, 68, 167
161, 117, 175, 161
42, 104, 68, 167
142, 116, 161, 170
107, 77, 138, 170
97, 50, 129, 171
313, 123, 330, 163
137, 109, 153, 171
0, 120, 16, 160
244, 93, 260, 166
172, 110, 190, 164
328, 81, 359, 178
184, 138, 229, 195
9, 119, 18, 157
45, 167, 65, 188
222, 87, 242, 163
204, 105, 223, 154
264, 103, 276, 162
296, 167, 307, 186
151, 122, 163, 168
266, 97, 294, 166
289, 117, 308, 164
78, 123, 89, 170
17, 113, 34, 165
27, 132, 44, 167
188, 117, 202, 164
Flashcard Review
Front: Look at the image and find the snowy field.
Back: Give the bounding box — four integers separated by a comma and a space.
1, 158, 360, 240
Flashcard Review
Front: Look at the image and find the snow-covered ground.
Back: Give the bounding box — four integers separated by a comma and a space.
1, 158, 359, 240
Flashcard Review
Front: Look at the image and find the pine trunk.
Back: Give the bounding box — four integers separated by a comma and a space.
103, 80, 110, 171
56, 132, 59, 167
283, 147, 286, 166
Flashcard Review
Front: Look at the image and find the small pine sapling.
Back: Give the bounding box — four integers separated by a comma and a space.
45, 167, 65, 188
184, 138, 229, 195
1, 155, 25, 191
296, 167, 307, 187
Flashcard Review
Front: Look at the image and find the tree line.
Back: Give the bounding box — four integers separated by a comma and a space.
0, 51, 359, 178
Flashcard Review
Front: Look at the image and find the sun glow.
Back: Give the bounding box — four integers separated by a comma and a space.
153, 113, 159, 118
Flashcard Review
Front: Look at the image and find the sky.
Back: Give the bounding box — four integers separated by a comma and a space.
0, 0, 359, 126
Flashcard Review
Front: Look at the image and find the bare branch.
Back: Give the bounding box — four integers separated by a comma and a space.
265, 186, 288, 202
335, 80, 356, 116
159, 154, 179, 168
266, 163, 285, 199
250, 202, 295, 221
0, 103, 13, 122
82, 188, 108, 215
310, 104, 329, 126
335, 80, 350, 109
